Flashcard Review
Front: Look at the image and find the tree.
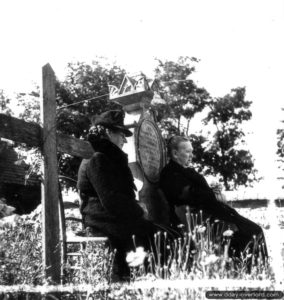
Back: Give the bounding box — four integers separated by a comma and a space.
276, 108, 284, 185
0, 90, 12, 116
193, 87, 258, 190
15, 87, 41, 123
56, 60, 125, 136
55, 59, 126, 189
152, 56, 210, 137
0, 87, 42, 186
1, 59, 126, 190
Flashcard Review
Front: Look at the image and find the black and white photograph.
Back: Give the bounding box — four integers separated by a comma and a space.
0, 0, 284, 299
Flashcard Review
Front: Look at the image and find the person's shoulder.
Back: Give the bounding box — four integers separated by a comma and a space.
89, 152, 109, 164
160, 161, 179, 180
92, 152, 104, 159
160, 161, 172, 175
162, 160, 181, 171
187, 167, 203, 177
81, 153, 104, 165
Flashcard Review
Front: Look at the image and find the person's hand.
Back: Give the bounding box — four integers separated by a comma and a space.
138, 202, 149, 218
210, 181, 223, 193
215, 191, 227, 203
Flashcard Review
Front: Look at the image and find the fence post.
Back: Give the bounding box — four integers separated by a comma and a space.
41, 63, 61, 283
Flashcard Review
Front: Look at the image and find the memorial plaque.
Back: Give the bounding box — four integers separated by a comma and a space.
136, 118, 165, 183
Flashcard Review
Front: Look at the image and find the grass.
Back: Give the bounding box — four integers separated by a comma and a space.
0, 204, 283, 299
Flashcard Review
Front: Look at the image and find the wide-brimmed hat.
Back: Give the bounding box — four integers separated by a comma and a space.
92, 110, 132, 137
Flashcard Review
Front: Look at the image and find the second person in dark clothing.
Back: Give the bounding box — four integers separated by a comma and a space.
159, 135, 268, 262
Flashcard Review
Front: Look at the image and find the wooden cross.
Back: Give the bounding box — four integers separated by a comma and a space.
0, 64, 94, 283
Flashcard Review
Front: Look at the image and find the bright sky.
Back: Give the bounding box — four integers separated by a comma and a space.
1, 0, 284, 192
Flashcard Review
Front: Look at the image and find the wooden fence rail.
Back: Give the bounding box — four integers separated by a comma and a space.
0, 113, 93, 158
0, 64, 95, 283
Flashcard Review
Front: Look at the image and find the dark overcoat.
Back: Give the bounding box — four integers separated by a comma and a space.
77, 138, 156, 242
159, 159, 267, 256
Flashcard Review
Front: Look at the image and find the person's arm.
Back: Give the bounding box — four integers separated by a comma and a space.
87, 153, 144, 220
161, 169, 239, 223
160, 169, 215, 206
181, 184, 240, 223
160, 171, 190, 206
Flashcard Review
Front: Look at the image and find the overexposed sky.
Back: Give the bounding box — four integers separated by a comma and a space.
1, 0, 284, 190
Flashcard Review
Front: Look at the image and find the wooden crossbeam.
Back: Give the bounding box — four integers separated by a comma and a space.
0, 113, 94, 159
0, 113, 42, 148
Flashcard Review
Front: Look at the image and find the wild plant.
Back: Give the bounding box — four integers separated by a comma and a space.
0, 205, 111, 286
0, 204, 275, 288
0, 206, 43, 285
128, 207, 272, 282
64, 240, 113, 285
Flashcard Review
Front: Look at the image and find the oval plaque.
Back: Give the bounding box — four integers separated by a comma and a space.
136, 118, 165, 183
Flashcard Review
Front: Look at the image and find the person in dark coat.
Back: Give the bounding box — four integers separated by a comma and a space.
77, 110, 177, 280
159, 136, 268, 263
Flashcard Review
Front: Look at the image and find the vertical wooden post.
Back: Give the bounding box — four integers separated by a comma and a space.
41, 63, 61, 283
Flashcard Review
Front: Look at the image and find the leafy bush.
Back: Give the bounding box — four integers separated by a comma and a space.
0, 206, 43, 285
64, 240, 113, 285
0, 205, 111, 286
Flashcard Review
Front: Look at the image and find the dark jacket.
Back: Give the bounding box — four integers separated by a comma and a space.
77, 138, 148, 240
160, 160, 268, 263
160, 160, 236, 224
159, 160, 263, 238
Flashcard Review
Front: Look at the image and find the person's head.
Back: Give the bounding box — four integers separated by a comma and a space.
89, 110, 132, 149
106, 128, 127, 149
167, 136, 193, 167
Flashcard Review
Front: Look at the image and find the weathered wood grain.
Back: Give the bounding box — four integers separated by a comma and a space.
0, 113, 42, 148
41, 63, 61, 283
57, 133, 93, 158
0, 114, 94, 158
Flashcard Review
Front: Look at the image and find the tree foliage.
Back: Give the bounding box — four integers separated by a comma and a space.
0, 90, 12, 116
55, 59, 126, 189
1, 59, 126, 190
56, 60, 125, 137
16, 88, 41, 123
276, 109, 284, 184
191, 87, 258, 190
0, 57, 259, 191
152, 56, 210, 137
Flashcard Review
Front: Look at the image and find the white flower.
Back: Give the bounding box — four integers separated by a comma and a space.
223, 229, 234, 237
203, 254, 219, 265
126, 246, 147, 267
197, 225, 206, 233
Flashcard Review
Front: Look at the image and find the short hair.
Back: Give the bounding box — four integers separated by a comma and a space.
167, 136, 190, 159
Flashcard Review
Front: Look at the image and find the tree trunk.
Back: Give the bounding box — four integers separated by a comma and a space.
177, 116, 181, 135
186, 118, 190, 136
218, 127, 229, 190
223, 176, 230, 191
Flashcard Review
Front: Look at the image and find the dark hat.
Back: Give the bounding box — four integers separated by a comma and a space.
92, 110, 132, 137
